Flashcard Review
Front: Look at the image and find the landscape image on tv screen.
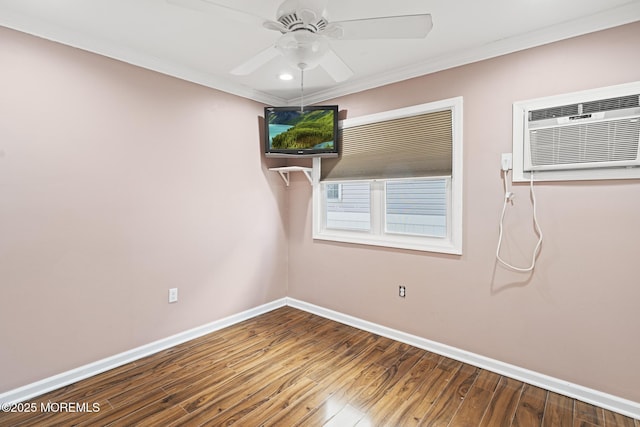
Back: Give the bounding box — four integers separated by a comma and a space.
268, 109, 335, 151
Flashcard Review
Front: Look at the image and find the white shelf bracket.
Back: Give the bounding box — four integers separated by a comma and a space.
269, 166, 313, 187
277, 169, 291, 186
301, 169, 313, 185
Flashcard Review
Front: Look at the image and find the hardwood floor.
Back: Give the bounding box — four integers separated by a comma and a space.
1, 306, 638, 426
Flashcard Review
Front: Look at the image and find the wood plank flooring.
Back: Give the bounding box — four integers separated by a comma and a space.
1, 306, 638, 426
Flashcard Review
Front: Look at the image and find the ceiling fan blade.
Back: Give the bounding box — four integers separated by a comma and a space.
320, 49, 353, 82
325, 14, 433, 40
230, 46, 281, 76
166, 0, 284, 32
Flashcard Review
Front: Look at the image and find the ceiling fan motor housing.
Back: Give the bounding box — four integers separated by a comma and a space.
275, 0, 329, 32
277, 13, 328, 33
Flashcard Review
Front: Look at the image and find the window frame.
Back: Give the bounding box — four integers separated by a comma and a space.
312, 97, 463, 254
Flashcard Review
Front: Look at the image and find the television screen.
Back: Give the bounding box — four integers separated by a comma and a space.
264, 105, 339, 157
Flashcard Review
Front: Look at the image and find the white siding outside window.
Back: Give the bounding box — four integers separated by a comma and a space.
385, 178, 448, 237
325, 182, 371, 231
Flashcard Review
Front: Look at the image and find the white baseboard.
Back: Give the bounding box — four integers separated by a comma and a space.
0, 298, 287, 405
286, 297, 640, 420
2, 296, 638, 420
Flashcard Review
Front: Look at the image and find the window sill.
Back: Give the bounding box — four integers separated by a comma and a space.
312, 232, 462, 255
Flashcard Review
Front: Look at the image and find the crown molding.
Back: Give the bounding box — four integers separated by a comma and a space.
2, 2, 639, 106
290, 2, 640, 105
0, 10, 285, 106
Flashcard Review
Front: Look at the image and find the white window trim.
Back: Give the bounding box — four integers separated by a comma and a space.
312, 97, 463, 255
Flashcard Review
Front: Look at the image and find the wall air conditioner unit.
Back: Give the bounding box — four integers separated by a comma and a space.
512, 81, 640, 182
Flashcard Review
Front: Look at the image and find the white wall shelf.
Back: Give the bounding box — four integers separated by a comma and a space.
269, 166, 313, 186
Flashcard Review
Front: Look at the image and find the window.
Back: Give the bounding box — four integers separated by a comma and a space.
312, 98, 463, 254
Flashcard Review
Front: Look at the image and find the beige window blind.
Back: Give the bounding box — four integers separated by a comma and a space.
321, 109, 452, 181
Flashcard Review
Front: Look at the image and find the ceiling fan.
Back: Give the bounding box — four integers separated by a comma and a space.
167, 0, 433, 82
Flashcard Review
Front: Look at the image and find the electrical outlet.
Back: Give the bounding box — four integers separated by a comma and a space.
501, 153, 513, 171
168, 288, 178, 303
399, 285, 406, 298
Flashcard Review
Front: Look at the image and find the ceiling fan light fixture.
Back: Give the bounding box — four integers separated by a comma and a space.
275, 31, 329, 70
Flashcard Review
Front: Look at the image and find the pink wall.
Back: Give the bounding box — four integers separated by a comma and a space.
287, 22, 640, 402
0, 27, 288, 392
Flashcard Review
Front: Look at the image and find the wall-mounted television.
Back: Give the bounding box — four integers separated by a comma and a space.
264, 105, 339, 158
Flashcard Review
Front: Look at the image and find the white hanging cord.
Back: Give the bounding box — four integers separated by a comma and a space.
300, 66, 305, 112
496, 170, 543, 272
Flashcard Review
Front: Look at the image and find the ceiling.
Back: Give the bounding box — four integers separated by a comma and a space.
1, 0, 639, 105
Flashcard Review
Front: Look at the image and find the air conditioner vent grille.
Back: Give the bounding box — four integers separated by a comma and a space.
529, 118, 640, 167
582, 94, 639, 114
529, 95, 640, 122
530, 104, 580, 121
